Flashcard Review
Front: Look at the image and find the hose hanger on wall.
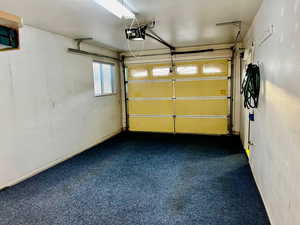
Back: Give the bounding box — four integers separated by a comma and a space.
241, 63, 261, 109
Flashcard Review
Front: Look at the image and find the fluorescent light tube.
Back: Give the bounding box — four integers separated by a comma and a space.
94, 0, 135, 19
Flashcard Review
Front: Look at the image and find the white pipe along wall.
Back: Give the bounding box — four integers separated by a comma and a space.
241, 0, 300, 224
0, 26, 123, 190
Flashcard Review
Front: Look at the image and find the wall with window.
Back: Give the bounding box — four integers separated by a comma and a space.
241, 0, 300, 224
0, 25, 122, 189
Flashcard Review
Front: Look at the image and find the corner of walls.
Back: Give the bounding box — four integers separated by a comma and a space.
232, 43, 243, 134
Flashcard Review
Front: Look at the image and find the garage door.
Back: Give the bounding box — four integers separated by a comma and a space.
127, 59, 230, 135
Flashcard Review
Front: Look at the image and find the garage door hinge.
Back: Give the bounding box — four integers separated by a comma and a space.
227, 96, 232, 99
227, 77, 232, 80
173, 115, 176, 118
172, 97, 176, 100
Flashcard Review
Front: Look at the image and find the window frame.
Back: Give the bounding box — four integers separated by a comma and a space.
93, 60, 117, 97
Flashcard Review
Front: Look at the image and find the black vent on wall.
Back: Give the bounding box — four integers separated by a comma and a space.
0, 25, 18, 49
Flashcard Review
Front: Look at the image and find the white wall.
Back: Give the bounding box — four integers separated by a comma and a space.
242, 0, 300, 224
0, 26, 122, 189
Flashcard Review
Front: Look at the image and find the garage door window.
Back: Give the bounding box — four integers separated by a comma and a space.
131, 69, 148, 78
153, 67, 170, 77
93, 61, 116, 96
176, 66, 198, 75
203, 63, 223, 74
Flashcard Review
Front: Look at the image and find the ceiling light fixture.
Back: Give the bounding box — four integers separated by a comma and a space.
94, 0, 135, 19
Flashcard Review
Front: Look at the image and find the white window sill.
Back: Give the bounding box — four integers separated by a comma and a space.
95, 93, 118, 98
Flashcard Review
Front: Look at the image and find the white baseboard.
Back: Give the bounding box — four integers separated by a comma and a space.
249, 163, 273, 225
0, 129, 122, 191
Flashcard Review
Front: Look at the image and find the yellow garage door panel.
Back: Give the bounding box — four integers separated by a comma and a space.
129, 100, 173, 115
129, 117, 174, 133
175, 100, 228, 115
127, 59, 230, 135
176, 117, 228, 135
175, 80, 228, 97
128, 82, 173, 98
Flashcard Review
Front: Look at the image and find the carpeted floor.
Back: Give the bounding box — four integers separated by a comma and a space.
0, 132, 270, 225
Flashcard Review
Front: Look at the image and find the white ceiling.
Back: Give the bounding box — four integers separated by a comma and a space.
1, 0, 262, 51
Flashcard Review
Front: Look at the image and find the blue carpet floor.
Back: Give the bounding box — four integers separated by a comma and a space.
0, 132, 270, 225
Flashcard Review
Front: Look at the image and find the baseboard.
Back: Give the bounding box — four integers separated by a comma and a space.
0, 129, 122, 191
249, 162, 273, 225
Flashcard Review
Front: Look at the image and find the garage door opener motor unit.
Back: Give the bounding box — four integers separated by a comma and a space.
125, 21, 175, 51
